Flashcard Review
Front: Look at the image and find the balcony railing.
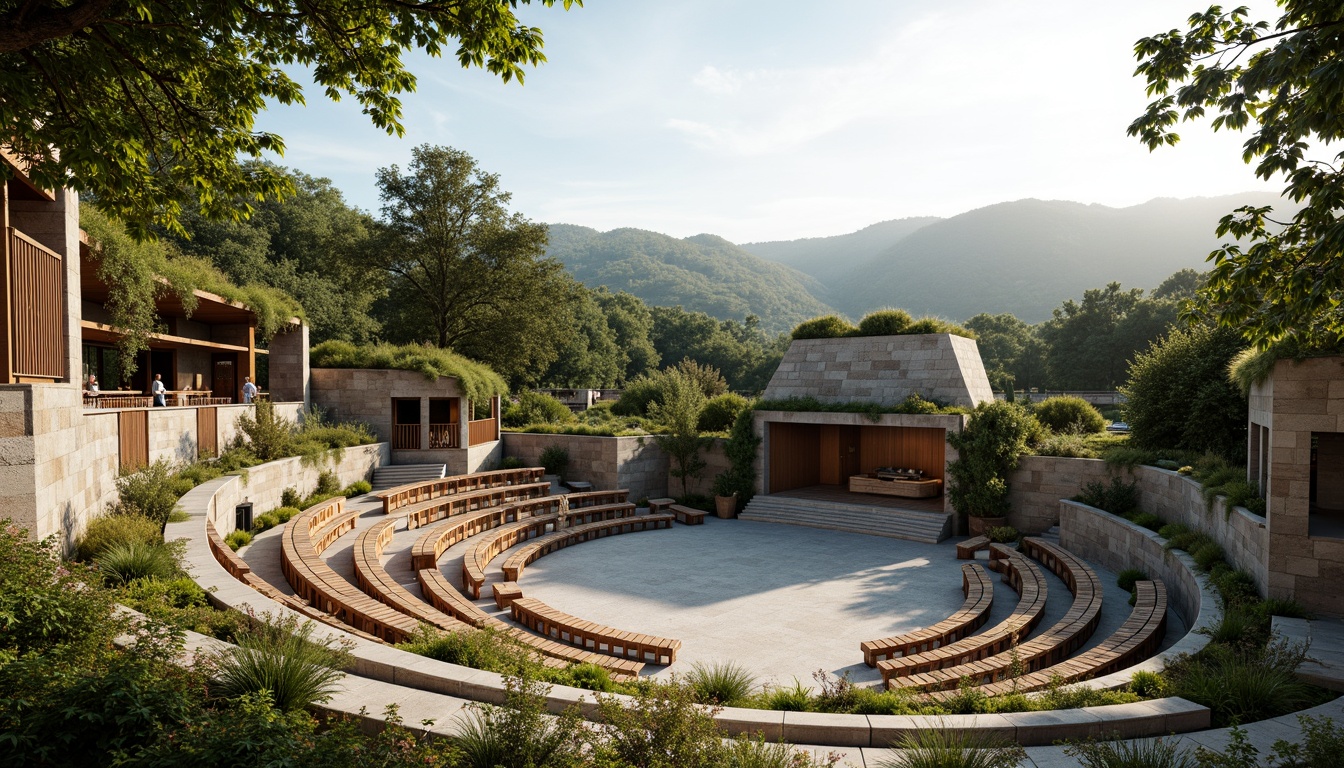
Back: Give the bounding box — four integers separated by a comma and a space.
83, 394, 234, 409
468, 418, 497, 447
392, 423, 421, 450
429, 422, 460, 449
8, 228, 64, 379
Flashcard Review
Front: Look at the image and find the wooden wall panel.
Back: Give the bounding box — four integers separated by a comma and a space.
768, 422, 821, 493
819, 425, 840, 485
859, 426, 946, 481
118, 410, 149, 471
197, 406, 217, 458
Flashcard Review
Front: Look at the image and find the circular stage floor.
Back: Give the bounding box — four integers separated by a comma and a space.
516, 517, 1171, 688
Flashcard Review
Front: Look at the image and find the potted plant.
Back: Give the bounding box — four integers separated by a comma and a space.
711, 471, 739, 519
945, 401, 1040, 536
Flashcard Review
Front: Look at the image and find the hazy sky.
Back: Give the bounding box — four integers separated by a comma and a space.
256, 0, 1284, 243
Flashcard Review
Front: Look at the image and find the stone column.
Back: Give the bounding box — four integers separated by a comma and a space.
267, 324, 309, 406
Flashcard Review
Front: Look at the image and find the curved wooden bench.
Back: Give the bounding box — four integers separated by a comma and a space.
463, 502, 636, 597
410, 498, 562, 572
415, 561, 644, 678
511, 597, 681, 665
207, 521, 252, 579
377, 467, 546, 515
352, 517, 478, 632
861, 563, 995, 666
280, 497, 420, 643
399, 481, 551, 530
897, 537, 1104, 694
878, 544, 1048, 686
501, 513, 676, 583
928, 579, 1169, 700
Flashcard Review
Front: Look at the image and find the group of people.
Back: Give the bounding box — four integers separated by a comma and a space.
83, 373, 260, 405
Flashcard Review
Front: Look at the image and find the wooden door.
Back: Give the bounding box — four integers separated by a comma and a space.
838, 425, 861, 480
212, 354, 236, 402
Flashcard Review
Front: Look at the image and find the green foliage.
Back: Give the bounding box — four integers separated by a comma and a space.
224, 530, 253, 551
755, 393, 960, 418
687, 660, 758, 705
647, 305, 791, 393
698, 392, 751, 433
1129, 670, 1169, 698
875, 726, 1026, 768
1167, 640, 1318, 727
311, 339, 508, 403
95, 541, 180, 586
1033, 396, 1106, 434
499, 456, 526, 470
399, 625, 545, 677
1192, 542, 1226, 573
716, 407, 762, 506
1120, 324, 1248, 463
965, 313, 1048, 392
341, 481, 372, 497
651, 371, 711, 497
1064, 737, 1196, 768
1075, 476, 1142, 515
593, 288, 662, 385
987, 526, 1020, 544
1033, 431, 1126, 459
454, 673, 587, 768
503, 391, 576, 428
792, 314, 858, 339
1038, 281, 1181, 390
946, 401, 1042, 519
1228, 347, 1280, 395
213, 615, 349, 711
903, 316, 976, 338
1126, 511, 1163, 531
109, 460, 183, 529
281, 487, 302, 508
857, 308, 913, 335
117, 576, 248, 641
235, 401, 297, 462
1117, 568, 1148, 593
75, 513, 162, 562
539, 446, 570, 478
1266, 714, 1344, 768
593, 677, 728, 768
759, 680, 814, 711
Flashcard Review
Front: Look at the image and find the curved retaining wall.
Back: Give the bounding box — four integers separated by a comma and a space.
172, 452, 1218, 748
1010, 457, 1268, 595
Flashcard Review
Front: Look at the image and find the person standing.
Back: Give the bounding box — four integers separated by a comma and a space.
242, 376, 258, 404
151, 373, 166, 407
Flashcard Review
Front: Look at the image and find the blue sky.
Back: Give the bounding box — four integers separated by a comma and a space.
256, 0, 1282, 243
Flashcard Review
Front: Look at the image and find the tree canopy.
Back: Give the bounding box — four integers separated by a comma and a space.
1130, 2, 1344, 348
0, 0, 578, 238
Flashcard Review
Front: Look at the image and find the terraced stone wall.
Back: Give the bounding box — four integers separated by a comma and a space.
501, 432, 669, 501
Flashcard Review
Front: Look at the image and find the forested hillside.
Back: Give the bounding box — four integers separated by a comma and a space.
544, 224, 835, 333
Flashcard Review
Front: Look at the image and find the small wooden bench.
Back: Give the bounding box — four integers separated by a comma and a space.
861, 563, 995, 666
956, 535, 991, 560
511, 596, 682, 665
647, 498, 676, 512
669, 504, 708, 525
493, 581, 523, 609
502, 514, 676, 583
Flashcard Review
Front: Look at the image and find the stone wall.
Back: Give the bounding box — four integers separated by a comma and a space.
761, 333, 994, 408
501, 432, 669, 501
268, 325, 310, 404
1007, 455, 1113, 533
312, 367, 468, 445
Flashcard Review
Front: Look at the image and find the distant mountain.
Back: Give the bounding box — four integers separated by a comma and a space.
544, 224, 835, 333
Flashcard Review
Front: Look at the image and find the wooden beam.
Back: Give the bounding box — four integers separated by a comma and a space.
79, 320, 252, 353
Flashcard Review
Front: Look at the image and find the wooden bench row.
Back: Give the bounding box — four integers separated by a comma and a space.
510, 597, 682, 665
280, 497, 421, 644
352, 517, 478, 633
415, 560, 644, 678
928, 580, 1169, 701
860, 563, 995, 666
464, 503, 636, 598
501, 514, 676, 583
878, 544, 1048, 686
377, 467, 546, 515
893, 537, 1104, 693
399, 482, 551, 530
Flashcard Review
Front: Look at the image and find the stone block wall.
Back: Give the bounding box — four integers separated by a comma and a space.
268, 324, 310, 404
149, 407, 200, 463
762, 334, 994, 408
1007, 456, 1113, 533
501, 432, 669, 501
674, 438, 732, 497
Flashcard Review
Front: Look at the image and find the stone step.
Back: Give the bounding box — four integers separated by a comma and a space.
371, 464, 447, 490
739, 495, 952, 544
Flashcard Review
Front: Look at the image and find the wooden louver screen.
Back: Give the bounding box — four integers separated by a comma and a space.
468, 418, 497, 447
8, 228, 64, 378
197, 406, 217, 458
118, 410, 149, 471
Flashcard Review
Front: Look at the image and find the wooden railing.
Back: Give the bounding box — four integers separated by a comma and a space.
392, 423, 420, 450
468, 417, 497, 447
86, 395, 152, 409
8, 228, 64, 379
429, 422, 459, 449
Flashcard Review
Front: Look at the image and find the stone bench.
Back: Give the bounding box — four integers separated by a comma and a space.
861, 562, 995, 666
376, 467, 546, 515
501, 514, 677, 583
955, 535, 991, 559
511, 596, 682, 665
669, 504, 708, 525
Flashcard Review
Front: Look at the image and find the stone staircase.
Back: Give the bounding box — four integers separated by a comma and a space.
739, 494, 954, 544
371, 463, 446, 490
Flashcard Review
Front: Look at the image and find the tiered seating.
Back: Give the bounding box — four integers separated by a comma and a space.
352, 517, 477, 632
280, 497, 420, 643
377, 467, 546, 514
464, 501, 636, 597
398, 482, 551, 530
410, 499, 558, 572
501, 514, 676, 583
878, 544, 1048, 686
930, 580, 1168, 700
510, 597, 681, 664
860, 563, 995, 666
896, 537, 1104, 694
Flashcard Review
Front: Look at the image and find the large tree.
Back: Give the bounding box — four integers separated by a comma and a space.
1037, 282, 1180, 390
964, 313, 1047, 392
0, 0, 578, 237
372, 144, 578, 385
1130, 2, 1344, 348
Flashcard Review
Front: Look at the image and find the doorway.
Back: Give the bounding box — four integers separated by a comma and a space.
212, 353, 237, 402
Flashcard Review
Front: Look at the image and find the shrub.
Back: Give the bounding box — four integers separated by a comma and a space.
1168, 640, 1316, 727
1120, 324, 1248, 463
75, 513, 161, 561
856, 308, 913, 336
903, 316, 977, 338
1129, 670, 1168, 698
1126, 511, 1164, 531
1158, 522, 1190, 540
313, 470, 341, 498
251, 512, 282, 533
454, 673, 588, 768
1074, 476, 1141, 515
593, 676, 730, 768
539, 446, 570, 478
987, 526, 1020, 544
1064, 737, 1196, 768
503, 391, 576, 428
697, 392, 750, 433
758, 680, 813, 711
1117, 568, 1148, 592
398, 625, 544, 677
946, 401, 1043, 519
1034, 431, 1102, 458
715, 408, 761, 505
792, 314, 857, 339
498, 455, 526, 470
687, 660, 757, 705
310, 339, 507, 404
1192, 542, 1226, 572
116, 575, 248, 640
341, 481, 372, 497
281, 487, 302, 508
213, 615, 349, 711
1165, 530, 1214, 554
1213, 569, 1259, 607
225, 529, 253, 551
109, 460, 183, 529
235, 400, 295, 461
1034, 395, 1107, 434
875, 726, 1025, 768
95, 541, 180, 585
